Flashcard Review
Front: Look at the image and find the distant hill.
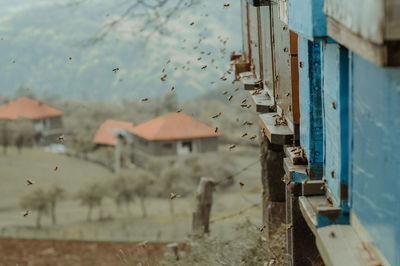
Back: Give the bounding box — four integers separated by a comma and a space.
0, 0, 241, 102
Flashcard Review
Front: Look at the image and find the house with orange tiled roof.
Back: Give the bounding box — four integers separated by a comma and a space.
93, 120, 135, 146
130, 112, 219, 163
0, 97, 63, 145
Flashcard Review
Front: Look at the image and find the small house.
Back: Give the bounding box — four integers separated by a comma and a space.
130, 112, 219, 163
93, 120, 135, 147
0, 97, 63, 145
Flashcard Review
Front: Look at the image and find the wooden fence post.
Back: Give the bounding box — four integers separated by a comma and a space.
192, 177, 215, 234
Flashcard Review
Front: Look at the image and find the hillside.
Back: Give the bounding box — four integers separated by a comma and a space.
0, 0, 241, 102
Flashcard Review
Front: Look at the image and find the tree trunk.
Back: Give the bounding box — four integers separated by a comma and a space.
87, 206, 92, 222
51, 202, 56, 225
140, 197, 147, 218
36, 211, 42, 229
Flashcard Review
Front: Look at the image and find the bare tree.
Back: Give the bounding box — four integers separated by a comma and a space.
160, 166, 183, 214
112, 174, 136, 214
77, 183, 106, 222
133, 169, 155, 218
46, 185, 66, 225
87, 0, 202, 44
0, 120, 12, 155
20, 188, 50, 229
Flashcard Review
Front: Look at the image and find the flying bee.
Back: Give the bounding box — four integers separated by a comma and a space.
176, 108, 182, 113
259, 225, 266, 232
26, 179, 34, 185
241, 99, 247, 104
287, 224, 293, 230
197, 57, 202, 61
210, 81, 215, 84
171, 86, 175, 91
201, 65, 207, 70
243, 121, 253, 126
234, 87, 239, 92
23, 210, 30, 217
250, 135, 257, 140
327, 197, 334, 207
247, 105, 252, 109
68, 57, 72, 60
220, 77, 227, 81
332, 102, 336, 110
320, 185, 326, 192
58, 135, 64, 143
329, 231, 336, 238
239, 182, 244, 187
141, 98, 149, 102
229, 144, 236, 150
304, 178, 309, 184
240, 104, 247, 108
224, 3, 230, 7
207, 52, 211, 55
54, 166, 58, 171
212, 112, 222, 118
228, 95, 233, 101
190, 22, 194, 26
160, 74, 167, 81
170, 192, 180, 200
331, 171, 335, 178
112, 68, 119, 73
322, 177, 327, 183
215, 127, 218, 133
241, 133, 248, 138
222, 91, 228, 95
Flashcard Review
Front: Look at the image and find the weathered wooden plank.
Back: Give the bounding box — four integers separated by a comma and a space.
283, 157, 307, 183
259, 112, 293, 145
302, 180, 325, 196
299, 195, 348, 232
284, 145, 307, 165
242, 76, 263, 90
326, 16, 400, 66
316, 225, 385, 266
249, 89, 274, 113
259, 6, 275, 101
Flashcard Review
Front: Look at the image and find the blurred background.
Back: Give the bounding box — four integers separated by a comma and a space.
0, 1, 273, 265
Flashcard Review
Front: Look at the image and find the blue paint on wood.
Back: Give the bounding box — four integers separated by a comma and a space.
288, 0, 326, 39
298, 35, 323, 178
321, 42, 349, 209
349, 53, 400, 266
317, 211, 349, 227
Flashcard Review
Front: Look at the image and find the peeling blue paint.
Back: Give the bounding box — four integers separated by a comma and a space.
349, 53, 400, 266
298, 36, 323, 178
288, 0, 326, 39
321, 42, 349, 209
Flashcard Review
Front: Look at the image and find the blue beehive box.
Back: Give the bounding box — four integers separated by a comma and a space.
288, 0, 326, 39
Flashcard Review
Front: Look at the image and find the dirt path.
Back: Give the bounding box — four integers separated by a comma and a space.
0, 239, 175, 266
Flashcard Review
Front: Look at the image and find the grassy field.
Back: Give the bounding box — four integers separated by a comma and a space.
0, 146, 262, 242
